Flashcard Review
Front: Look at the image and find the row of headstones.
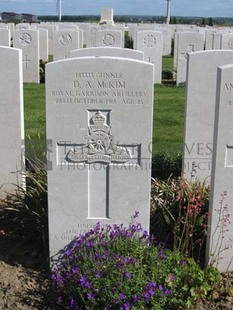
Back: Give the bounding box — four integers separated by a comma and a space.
0, 28, 165, 84
3, 22, 233, 86
173, 30, 233, 85
0, 45, 233, 272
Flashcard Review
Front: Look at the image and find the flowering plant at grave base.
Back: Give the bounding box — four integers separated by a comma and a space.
208, 191, 232, 268
50, 212, 221, 310
151, 177, 209, 263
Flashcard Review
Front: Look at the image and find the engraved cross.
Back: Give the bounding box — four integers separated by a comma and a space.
57, 110, 140, 219
23, 55, 31, 70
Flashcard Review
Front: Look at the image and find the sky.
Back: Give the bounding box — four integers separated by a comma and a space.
1, 0, 233, 18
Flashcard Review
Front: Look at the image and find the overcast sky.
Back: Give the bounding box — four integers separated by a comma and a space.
1, 0, 233, 18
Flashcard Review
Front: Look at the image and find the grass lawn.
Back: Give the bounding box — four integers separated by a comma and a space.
23, 83, 46, 160
162, 55, 174, 71
153, 84, 185, 156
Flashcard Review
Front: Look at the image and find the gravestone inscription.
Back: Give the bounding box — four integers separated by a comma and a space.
46, 57, 154, 258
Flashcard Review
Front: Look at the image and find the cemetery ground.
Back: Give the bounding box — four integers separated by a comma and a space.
1, 80, 233, 309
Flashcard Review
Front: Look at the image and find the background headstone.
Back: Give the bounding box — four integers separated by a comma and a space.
0, 47, 24, 199
221, 33, 233, 50
85, 25, 101, 47
0, 28, 10, 46
95, 30, 123, 48
70, 47, 144, 60
53, 29, 79, 60
136, 30, 163, 84
176, 32, 204, 85
183, 50, 233, 183
13, 29, 40, 83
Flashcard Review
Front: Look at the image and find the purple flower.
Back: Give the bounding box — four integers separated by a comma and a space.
65, 248, 72, 256
180, 260, 186, 265
87, 292, 95, 300
169, 274, 176, 281
159, 250, 167, 260
80, 275, 92, 288
165, 288, 172, 296
123, 271, 132, 279
101, 240, 107, 247
119, 293, 126, 300
132, 294, 139, 302
72, 266, 79, 275
95, 271, 102, 278
70, 297, 78, 308
120, 301, 131, 310
115, 261, 124, 268
143, 291, 151, 302
57, 296, 63, 304
136, 223, 142, 232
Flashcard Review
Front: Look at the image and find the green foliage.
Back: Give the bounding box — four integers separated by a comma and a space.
39, 59, 48, 83
124, 32, 133, 49
3, 160, 48, 250
201, 18, 206, 27
50, 217, 221, 309
208, 17, 214, 26
150, 177, 209, 264
152, 153, 182, 179
162, 69, 174, 80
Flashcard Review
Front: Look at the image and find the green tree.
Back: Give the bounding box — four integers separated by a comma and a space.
201, 18, 206, 27
208, 17, 213, 26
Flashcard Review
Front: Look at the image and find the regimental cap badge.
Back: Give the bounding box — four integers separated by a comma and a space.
90, 111, 106, 125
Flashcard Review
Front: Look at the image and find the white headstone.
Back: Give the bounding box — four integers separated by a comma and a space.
154, 26, 172, 56
70, 47, 144, 60
85, 25, 101, 47
213, 31, 229, 49
221, 33, 233, 50
206, 64, 233, 272
205, 29, 216, 50
176, 32, 204, 85
53, 30, 79, 60
37, 28, 49, 61
16, 23, 30, 30
183, 50, 233, 183
136, 30, 163, 84
0, 47, 24, 199
95, 30, 123, 48
58, 25, 83, 49
46, 56, 154, 258
133, 26, 154, 49
13, 29, 40, 83
37, 24, 54, 55
0, 28, 10, 46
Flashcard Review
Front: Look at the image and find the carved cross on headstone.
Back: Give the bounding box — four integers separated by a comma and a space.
180, 44, 195, 60
57, 110, 140, 219
23, 55, 31, 69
